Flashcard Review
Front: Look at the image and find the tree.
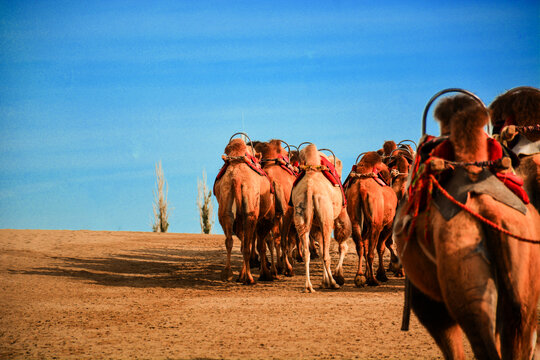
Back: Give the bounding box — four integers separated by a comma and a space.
197, 169, 214, 234
152, 160, 170, 233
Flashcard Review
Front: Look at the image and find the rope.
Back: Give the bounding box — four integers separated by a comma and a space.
391, 169, 409, 178
517, 124, 540, 133
429, 174, 540, 244
299, 164, 329, 172
349, 171, 377, 178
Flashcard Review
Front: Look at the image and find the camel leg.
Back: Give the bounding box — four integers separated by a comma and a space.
410, 283, 466, 360
376, 226, 392, 283
238, 213, 257, 285
352, 223, 366, 287
385, 234, 403, 276
317, 203, 339, 290
366, 228, 382, 286
302, 231, 314, 292
334, 240, 348, 286
280, 207, 295, 276
218, 194, 235, 282
320, 223, 339, 289
273, 224, 283, 275
257, 220, 274, 282
333, 207, 351, 286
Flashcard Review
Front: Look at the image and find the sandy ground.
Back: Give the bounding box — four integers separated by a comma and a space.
0, 229, 488, 359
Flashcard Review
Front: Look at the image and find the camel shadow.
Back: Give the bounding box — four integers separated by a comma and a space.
10, 248, 248, 291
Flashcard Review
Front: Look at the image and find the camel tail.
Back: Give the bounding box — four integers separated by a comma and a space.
231, 176, 243, 221
306, 178, 315, 226
274, 181, 286, 217
359, 193, 373, 237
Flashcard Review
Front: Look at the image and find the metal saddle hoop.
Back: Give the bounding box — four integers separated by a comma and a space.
228, 132, 256, 157
422, 88, 488, 136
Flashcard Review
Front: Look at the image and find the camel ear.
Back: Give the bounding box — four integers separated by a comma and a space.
255, 152, 262, 161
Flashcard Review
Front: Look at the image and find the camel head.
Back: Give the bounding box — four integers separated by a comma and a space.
434, 95, 479, 136
489, 88, 540, 141
254, 139, 285, 160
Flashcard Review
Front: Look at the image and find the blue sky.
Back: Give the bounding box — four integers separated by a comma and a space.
0, 0, 539, 233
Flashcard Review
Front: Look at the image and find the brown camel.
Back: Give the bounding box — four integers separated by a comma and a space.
394, 95, 540, 359
489, 86, 540, 211
254, 139, 297, 277
345, 151, 397, 287
291, 144, 351, 293
214, 137, 275, 284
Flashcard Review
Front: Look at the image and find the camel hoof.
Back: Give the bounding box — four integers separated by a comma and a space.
376, 272, 389, 283
258, 272, 274, 282
394, 269, 404, 277
354, 275, 366, 288
388, 261, 402, 274
284, 268, 294, 277
303, 287, 316, 293
367, 278, 380, 286
243, 277, 256, 285
330, 282, 340, 290
335, 274, 345, 286
221, 268, 233, 282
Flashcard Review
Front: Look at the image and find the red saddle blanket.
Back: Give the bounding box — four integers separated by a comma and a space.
291, 156, 346, 207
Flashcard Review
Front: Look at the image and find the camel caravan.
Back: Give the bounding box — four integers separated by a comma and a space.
213, 86, 540, 358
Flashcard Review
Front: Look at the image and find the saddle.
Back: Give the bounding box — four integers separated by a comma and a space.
342, 165, 388, 191
408, 135, 529, 221
214, 153, 273, 194
290, 156, 347, 207
261, 155, 299, 176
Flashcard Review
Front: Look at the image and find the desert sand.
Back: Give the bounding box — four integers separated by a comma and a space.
0, 228, 504, 359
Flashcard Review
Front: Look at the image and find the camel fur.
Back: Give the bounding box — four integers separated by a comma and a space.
394, 98, 540, 359
345, 151, 398, 287
291, 144, 352, 293
214, 138, 275, 284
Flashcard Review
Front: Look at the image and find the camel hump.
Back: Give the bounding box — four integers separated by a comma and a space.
490, 87, 540, 127
383, 141, 397, 156
302, 144, 321, 166
450, 106, 490, 138
434, 95, 481, 135
356, 151, 382, 170
225, 138, 248, 156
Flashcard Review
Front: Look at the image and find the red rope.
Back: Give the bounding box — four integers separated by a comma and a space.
428, 174, 540, 244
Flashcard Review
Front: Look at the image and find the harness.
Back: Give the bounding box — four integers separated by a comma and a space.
214, 153, 274, 194
291, 156, 347, 207
402, 135, 538, 245
343, 165, 388, 190
260, 155, 299, 176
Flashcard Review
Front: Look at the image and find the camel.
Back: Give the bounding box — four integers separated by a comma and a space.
214, 136, 275, 284
394, 92, 540, 359
489, 86, 540, 211
254, 139, 297, 277
291, 144, 352, 293
344, 151, 397, 286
